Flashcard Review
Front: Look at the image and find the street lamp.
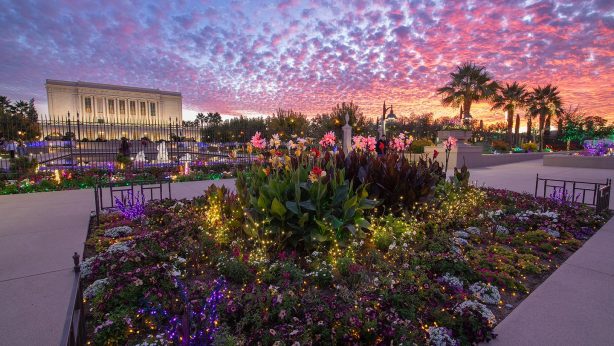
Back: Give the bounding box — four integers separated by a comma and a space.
380, 102, 397, 137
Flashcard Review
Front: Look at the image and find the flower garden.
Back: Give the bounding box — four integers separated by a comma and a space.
0, 163, 235, 195
80, 132, 611, 345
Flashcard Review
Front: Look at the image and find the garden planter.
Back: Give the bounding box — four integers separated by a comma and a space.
437, 130, 472, 143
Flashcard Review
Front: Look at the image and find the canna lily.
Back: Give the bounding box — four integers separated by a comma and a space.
319, 131, 336, 148
308, 166, 326, 182
250, 132, 266, 150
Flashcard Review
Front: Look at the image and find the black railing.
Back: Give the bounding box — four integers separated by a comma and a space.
94, 179, 172, 224
535, 174, 612, 212
61, 253, 86, 346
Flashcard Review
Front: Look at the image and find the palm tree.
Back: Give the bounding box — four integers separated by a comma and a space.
437, 62, 500, 124
196, 112, 206, 126
527, 85, 563, 151
12, 100, 29, 117
491, 82, 528, 145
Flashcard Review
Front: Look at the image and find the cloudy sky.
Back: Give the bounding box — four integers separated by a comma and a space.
0, 0, 612, 123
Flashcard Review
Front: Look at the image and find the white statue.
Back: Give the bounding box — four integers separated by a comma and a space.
156, 142, 169, 163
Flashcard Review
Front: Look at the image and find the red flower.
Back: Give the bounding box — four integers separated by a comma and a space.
310, 147, 320, 158
311, 166, 323, 175
433, 149, 439, 159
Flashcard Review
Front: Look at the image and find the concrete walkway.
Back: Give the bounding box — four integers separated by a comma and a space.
470, 160, 614, 345
0, 179, 236, 346
469, 159, 614, 207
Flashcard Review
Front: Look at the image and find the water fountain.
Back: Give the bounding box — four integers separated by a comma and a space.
135, 151, 146, 162
179, 153, 192, 162
156, 142, 170, 163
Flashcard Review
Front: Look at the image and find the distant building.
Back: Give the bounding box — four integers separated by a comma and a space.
45, 79, 182, 123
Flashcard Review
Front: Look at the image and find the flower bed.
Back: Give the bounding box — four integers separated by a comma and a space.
82, 185, 609, 344
0, 164, 236, 195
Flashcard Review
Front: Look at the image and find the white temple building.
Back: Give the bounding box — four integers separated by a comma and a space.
45, 79, 182, 124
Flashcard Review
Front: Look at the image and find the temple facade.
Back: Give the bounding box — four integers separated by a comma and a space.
45, 79, 182, 123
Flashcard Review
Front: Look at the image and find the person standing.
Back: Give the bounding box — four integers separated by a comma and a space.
17, 141, 26, 157
6, 140, 16, 159
376, 135, 387, 157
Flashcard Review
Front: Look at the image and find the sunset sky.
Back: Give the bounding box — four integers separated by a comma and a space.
0, 0, 612, 124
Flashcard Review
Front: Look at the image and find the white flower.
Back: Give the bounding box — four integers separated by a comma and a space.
80, 256, 97, 279
465, 227, 481, 235
438, 273, 464, 292
389, 242, 397, 250
454, 300, 497, 326
84, 278, 109, 299
428, 326, 459, 346
103, 226, 133, 238
494, 225, 509, 235
453, 230, 469, 239
469, 282, 501, 305
106, 241, 132, 254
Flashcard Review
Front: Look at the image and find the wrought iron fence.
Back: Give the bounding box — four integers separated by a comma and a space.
1, 115, 259, 175
61, 254, 86, 346
535, 174, 612, 212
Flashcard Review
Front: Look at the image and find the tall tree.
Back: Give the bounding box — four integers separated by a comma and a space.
527, 84, 563, 151
437, 62, 500, 124
514, 114, 520, 145
526, 113, 535, 142
196, 112, 206, 126
205, 112, 222, 125
268, 108, 309, 138
26, 98, 38, 123
491, 82, 528, 145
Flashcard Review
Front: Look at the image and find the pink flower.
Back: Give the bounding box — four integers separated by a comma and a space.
443, 136, 457, 150
250, 131, 266, 149
365, 136, 376, 151
319, 131, 336, 148
352, 135, 365, 150
390, 134, 408, 151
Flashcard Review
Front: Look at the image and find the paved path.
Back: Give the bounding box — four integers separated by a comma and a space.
470, 160, 614, 345
469, 159, 614, 207
0, 179, 236, 346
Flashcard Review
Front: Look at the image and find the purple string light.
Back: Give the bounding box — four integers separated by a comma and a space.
115, 191, 146, 220
137, 277, 227, 345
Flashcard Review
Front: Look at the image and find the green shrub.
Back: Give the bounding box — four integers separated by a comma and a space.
9, 156, 37, 174
491, 140, 509, 152
218, 257, 254, 284
410, 139, 434, 153
521, 142, 538, 152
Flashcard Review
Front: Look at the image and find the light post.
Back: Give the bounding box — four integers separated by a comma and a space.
380, 102, 397, 138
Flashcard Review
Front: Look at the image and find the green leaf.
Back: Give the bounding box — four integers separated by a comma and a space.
298, 212, 309, 227
285, 201, 299, 215
329, 215, 344, 229
355, 217, 371, 229
299, 200, 316, 211
257, 194, 269, 210
343, 195, 357, 211
271, 198, 287, 218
